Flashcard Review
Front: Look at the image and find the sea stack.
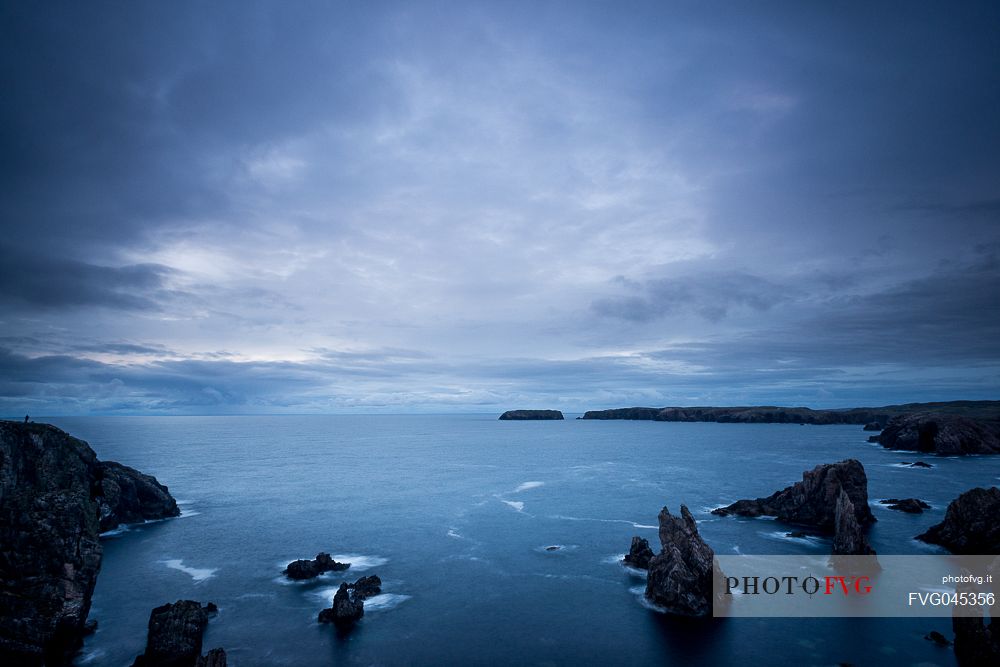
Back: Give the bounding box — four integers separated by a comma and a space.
131, 600, 226, 666
644, 505, 726, 617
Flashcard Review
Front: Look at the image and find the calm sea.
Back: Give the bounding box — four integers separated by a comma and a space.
46, 415, 1000, 666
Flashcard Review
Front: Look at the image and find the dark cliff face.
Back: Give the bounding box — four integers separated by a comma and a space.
0, 422, 103, 665
131, 600, 225, 667
498, 410, 564, 420
917, 487, 1000, 554
712, 459, 875, 532
99, 461, 180, 533
877, 413, 1000, 455
0, 421, 181, 665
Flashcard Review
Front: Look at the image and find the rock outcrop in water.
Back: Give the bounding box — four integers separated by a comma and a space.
623, 536, 654, 570
876, 414, 1000, 455
863, 422, 882, 431
880, 498, 930, 513
0, 420, 180, 665
98, 461, 180, 533
284, 553, 350, 580
318, 575, 382, 627
711, 459, 875, 532
645, 505, 726, 617
831, 490, 876, 558
498, 410, 564, 420
131, 600, 226, 667
349, 575, 382, 600
917, 487, 1000, 553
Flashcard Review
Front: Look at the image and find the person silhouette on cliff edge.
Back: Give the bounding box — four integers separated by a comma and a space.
24, 414, 29, 423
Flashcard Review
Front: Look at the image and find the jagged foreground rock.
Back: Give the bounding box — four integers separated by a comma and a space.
877, 413, 1000, 455
712, 459, 876, 532
0, 420, 180, 665
131, 600, 226, 667
917, 487, 1000, 554
645, 505, 726, 617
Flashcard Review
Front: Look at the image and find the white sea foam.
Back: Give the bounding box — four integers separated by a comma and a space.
313, 587, 410, 611
99, 525, 131, 538
77, 649, 105, 664
548, 514, 657, 529
501, 500, 525, 512
760, 530, 826, 546
514, 481, 544, 493
329, 554, 388, 571
446, 528, 463, 539
162, 559, 217, 583
365, 593, 411, 611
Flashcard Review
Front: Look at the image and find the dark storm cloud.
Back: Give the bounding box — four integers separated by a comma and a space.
592, 272, 788, 323
0, 244, 173, 310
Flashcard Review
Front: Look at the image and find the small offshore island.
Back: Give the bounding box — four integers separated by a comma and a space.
498, 410, 564, 420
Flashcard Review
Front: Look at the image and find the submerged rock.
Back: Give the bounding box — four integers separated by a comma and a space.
98, 461, 180, 533
712, 459, 875, 533
867, 435, 880, 443
284, 553, 350, 580
498, 410, 564, 420
925, 630, 951, 646
623, 536, 655, 570
131, 600, 225, 667
910, 461, 934, 468
880, 498, 930, 513
0, 420, 177, 665
877, 413, 1000, 455
917, 487, 1000, 553
645, 505, 726, 617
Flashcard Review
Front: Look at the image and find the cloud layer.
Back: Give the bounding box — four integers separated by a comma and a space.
1, 1, 998, 414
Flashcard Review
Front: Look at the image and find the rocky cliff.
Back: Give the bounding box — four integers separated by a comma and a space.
581, 400, 1000, 424
876, 413, 1000, 455
0, 420, 179, 665
917, 487, 1000, 554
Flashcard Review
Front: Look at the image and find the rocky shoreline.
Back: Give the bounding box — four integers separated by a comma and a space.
580, 400, 1000, 428
0, 420, 182, 665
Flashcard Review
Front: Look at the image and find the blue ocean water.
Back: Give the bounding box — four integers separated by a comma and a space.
48, 415, 1000, 666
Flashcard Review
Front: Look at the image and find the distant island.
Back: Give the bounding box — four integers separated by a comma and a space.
498, 410, 564, 420
580, 400, 1000, 424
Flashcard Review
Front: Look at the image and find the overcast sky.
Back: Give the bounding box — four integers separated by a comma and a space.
2, 1, 998, 415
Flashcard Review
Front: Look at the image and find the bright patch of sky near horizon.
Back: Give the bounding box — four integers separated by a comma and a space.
1, 1, 998, 414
